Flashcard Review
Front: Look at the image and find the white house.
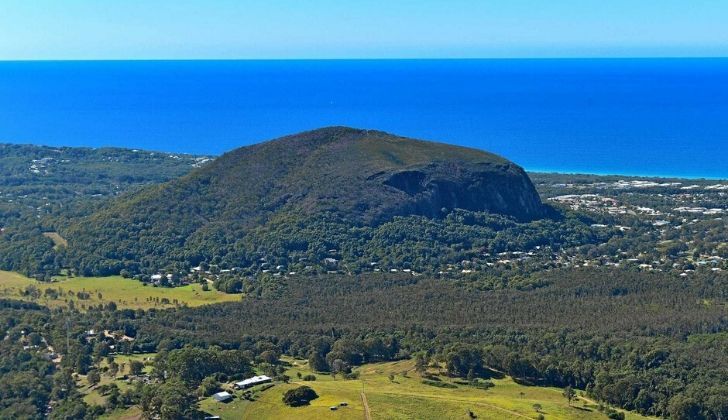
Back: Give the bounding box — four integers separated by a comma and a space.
234, 375, 272, 389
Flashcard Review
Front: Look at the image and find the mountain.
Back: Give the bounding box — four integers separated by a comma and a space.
63, 127, 547, 274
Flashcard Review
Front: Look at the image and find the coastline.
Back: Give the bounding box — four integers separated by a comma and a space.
527, 168, 728, 181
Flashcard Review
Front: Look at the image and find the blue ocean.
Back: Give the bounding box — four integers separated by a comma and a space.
0, 59, 727, 178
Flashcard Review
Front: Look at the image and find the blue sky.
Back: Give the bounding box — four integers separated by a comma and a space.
1, 0, 727, 59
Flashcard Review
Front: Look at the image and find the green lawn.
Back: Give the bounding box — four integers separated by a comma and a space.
0, 270, 241, 310
197, 358, 653, 420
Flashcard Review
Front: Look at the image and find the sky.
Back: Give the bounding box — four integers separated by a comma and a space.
1, 0, 727, 60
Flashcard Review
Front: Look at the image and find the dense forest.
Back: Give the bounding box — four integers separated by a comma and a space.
0, 144, 205, 278
1, 138, 726, 419
1, 268, 725, 418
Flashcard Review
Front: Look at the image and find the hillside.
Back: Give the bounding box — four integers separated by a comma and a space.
64, 127, 548, 275
0, 144, 206, 277
200, 358, 650, 420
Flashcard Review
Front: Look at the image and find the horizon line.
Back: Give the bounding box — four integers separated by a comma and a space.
2, 139, 725, 181
2, 56, 728, 63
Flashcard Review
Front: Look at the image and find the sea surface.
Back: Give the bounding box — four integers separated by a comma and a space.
1, 59, 727, 178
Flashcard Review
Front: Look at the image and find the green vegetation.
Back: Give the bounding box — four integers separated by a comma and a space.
42, 232, 68, 249
61, 127, 547, 276
282, 385, 319, 407
0, 271, 240, 310
0, 143, 205, 278
197, 358, 648, 420
133, 269, 726, 418
0, 132, 726, 419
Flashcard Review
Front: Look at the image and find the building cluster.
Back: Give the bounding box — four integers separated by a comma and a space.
212, 375, 273, 403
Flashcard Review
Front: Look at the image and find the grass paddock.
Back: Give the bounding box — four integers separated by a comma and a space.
0, 270, 240, 310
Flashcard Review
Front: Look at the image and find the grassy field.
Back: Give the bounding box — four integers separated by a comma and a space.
42, 231, 68, 249
0, 270, 241, 310
196, 358, 652, 420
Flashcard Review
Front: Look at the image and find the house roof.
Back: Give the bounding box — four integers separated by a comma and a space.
213, 391, 232, 401
235, 375, 272, 387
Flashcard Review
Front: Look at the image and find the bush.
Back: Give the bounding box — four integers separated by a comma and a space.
607, 412, 625, 420
472, 380, 494, 390
302, 374, 316, 381
422, 380, 457, 388
197, 376, 220, 397
343, 371, 360, 380
282, 386, 319, 407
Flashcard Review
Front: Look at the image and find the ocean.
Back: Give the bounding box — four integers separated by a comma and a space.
0, 59, 727, 179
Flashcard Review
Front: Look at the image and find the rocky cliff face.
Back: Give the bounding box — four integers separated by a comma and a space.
232, 126, 548, 224
378, 160, 544, 222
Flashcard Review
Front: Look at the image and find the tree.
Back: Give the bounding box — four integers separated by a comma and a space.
282, 386, 318, 407
93, 341, 110, 362
52, 368, 77, 400
415, 354, 427, 374
155, 347, 252, 387
27, 332, 42, 346
308, 351, 329, 372
87, 370, 101, 387
331, 358, 349, 375
445, 345, 484, 378
197, 376, 220, 397
259, 350, 279, 365
129, 360, 145, 376
108, 361, 119, 378
49, 398, 88, 420
668, 395, 702, 420
142, 379, 198, 420
563, 386, 576, 406
62, 343, 92, 374
106, 384, 121, 409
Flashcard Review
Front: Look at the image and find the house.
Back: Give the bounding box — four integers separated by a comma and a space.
234, 375, 272, 389
212, 391, 232, 402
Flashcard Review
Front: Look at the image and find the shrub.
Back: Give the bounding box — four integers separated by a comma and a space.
422, 380, 457, 388
343, 371, 360, 380
472, 380, 494, 390
282, 386, 318, 407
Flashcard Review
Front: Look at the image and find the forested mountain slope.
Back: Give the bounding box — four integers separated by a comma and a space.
64, 127, 548, 274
